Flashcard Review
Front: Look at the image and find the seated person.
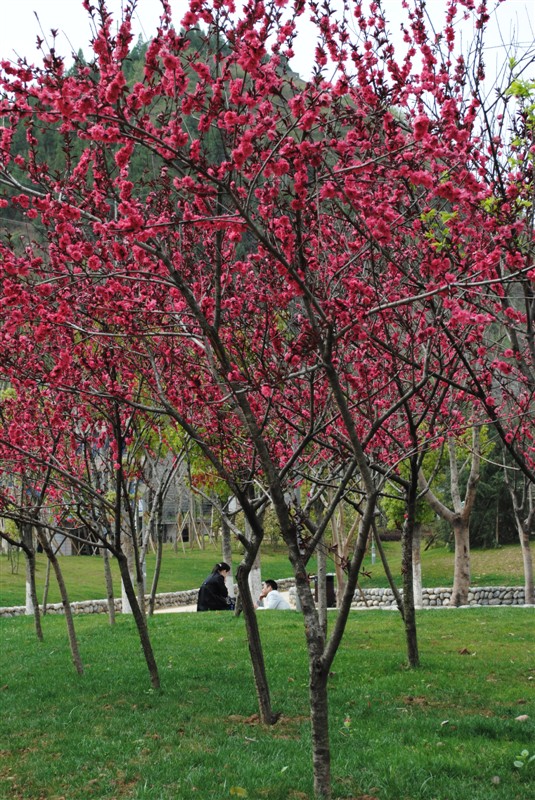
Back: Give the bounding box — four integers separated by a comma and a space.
197, 562, 233, 611
256, 579, 291, 610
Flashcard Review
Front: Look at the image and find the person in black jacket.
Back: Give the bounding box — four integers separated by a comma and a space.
197, 562, 232, 611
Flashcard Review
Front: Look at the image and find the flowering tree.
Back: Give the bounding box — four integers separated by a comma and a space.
422, 36, 535, 602
0, 377, 162, 686
0, 392, 44, 641
1, 1, 533, 796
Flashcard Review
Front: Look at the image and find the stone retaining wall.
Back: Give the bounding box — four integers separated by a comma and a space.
0, 582, 528, 618
349, 585, 527, 608
0, 589, 199, 618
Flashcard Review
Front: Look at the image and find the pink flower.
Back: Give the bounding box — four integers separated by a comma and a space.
413, 115, 431, 141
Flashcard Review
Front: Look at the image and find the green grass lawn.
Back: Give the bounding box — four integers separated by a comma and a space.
0, 540, 527, 608
0, 608, 533, 799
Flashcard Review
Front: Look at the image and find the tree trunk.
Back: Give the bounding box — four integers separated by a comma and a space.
401, 476, 419, 668
235, 564, 276, 724
450, 518, 470, 606
102, 546, 116, 625
22, 524, 35, 610
221, 517, 235, 600
309, 661, 331, 800
42, 556, 51, 615
37, 532, 84, 675
316, 533, 327, 635
23, 543, 43, 641
148, 515, 164, 617
244, 511, 262, 602
419, 428, 480, 610
121, 533, 135, 614
401, 544, 419, 667
504, 473, 534, 606
372, 522, 404, 613
288, 568, 333, 799
134, 513, 147, 618
519, 527, 534, 605
24, 547, 34, 615
412, 523, 422, 610
116, 552, 160, 689
138, 554, 147, 611
332, 505, 346, 605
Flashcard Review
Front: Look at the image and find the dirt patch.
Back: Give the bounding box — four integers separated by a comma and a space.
403, 695, 428, 706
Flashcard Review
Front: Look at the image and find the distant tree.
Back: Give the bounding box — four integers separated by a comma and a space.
503, 455, 535, 604
470, 444, 516, 548
419, 428, 482, 606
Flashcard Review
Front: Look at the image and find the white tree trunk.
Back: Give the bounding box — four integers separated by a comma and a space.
248, 557, 262, 603
121, 581, 132, 613
506, 476, 534, 606
23, 524, 35, 616
25, 555, 34, 615
412, 523, 422, 609
221, 520, 235, 599
316, 534, 327, 631
102, 546, 116, 624
121, 535, 135, 614
245, 514, 262, 602
520, 529, 534, 605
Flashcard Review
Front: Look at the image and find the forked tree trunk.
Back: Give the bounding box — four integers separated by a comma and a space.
293, 497, 375, 800
450, 518, 471, 606
297, 511, 372, 800
291, 560, 332, 800
419, 429, 480, 609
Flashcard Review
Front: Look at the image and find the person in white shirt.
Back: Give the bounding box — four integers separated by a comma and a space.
256, 579, 291, 610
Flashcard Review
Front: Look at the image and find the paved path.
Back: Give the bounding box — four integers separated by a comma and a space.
155, 591, 292, 613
